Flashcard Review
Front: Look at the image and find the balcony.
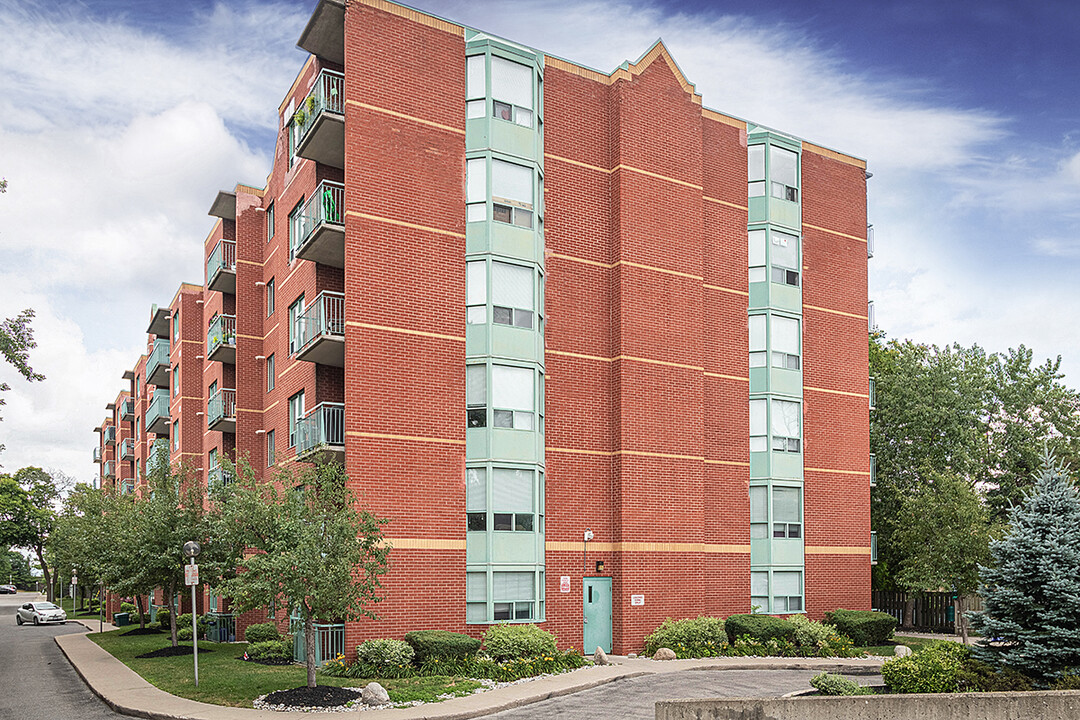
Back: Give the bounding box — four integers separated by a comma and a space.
297, 0, 345, 66
121, 480, 135, 496
147, 338, 170, 387
149, 438, 169, 472
120, 438, 135, 461
208, 388, 236, 434
208, 466, 233, 491
120, 398, 134, 421
207, 240, 237, 294
293, 70, 344, 169
294, 181, 345, 268
103, 461, 115, 479
93, 447, 102, 463
146, 390, 171, 436
295, 292, 345, 367
146, 305, 170, 337
207, 315, 237, 364
104, 426, 116, 445
296, 402, 345, 464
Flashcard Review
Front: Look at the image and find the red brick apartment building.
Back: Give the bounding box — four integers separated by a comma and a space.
92, 0, 872, 655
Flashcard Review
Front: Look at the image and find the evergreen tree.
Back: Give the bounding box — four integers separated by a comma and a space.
970, 451, 1080, 681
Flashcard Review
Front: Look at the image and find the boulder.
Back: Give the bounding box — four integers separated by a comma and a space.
362, 682, 390, 705
894, 645, 912, 657
594, 647, 611, 665
653, 647, 676, 661
627, 652, 638, 659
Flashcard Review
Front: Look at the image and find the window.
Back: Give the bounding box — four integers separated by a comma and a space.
466, 365, 486, 428
492, 262, 534, 328
466, 158, 486, 222
172, 310, 179, 344
770, 146, 799, 201
492, 365, 534, 429
267, 278, 275, 316
466, 54, 535, 128
267, 202, 275, 241
750, 399, 767, 452
492, 468, 534, 531
770, 229, 800, 287
771, 399, 801, 452
466, 261, 486, 324
749, 315, 766, 368
267, 354, 276, 391
493, 572, 535, 621
209, 380, 218, 399
466, 55, 486, 119
288, 391, 305, 447
772, 486, 801, 539
772, 315, 800, 369
466, 572, 486, 623
750, 485, 768, 538
289, 295, 305, 354
288, 200, 304, 261
465, 158, 535, 227
751, 571, 769, 611
466, 467, 486, 530
773, 571, 803, 612
267, 429, 276, 467
172, 421, 179, 451
748, 145, 765, 198
173, 365, 180, 396
135, 417, 140, 439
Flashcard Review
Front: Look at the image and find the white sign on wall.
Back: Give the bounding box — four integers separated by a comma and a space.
631, 594, 645, 606
560, 576, 571, 593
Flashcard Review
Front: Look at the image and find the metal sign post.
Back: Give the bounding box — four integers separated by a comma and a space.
183, 541, 202, 688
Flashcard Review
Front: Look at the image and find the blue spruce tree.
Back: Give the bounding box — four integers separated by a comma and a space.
970, 451, 1080, 681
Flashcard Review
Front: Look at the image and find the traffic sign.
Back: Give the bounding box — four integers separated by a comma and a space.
184, 564, 199, 586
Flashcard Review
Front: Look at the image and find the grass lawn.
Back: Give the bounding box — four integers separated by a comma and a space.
859, 635, 947, 656
54, 597, 102, 617
88, 629, 483, 708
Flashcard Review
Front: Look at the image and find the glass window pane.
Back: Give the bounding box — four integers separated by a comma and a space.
493, 468, 532, 512
493, 571, 535, 601
467, 572, 487, 601
492, 262, 533, 310
466, 603, 487, 622
514, 410, 534, 430
493, 603, 511, 620
749, 351, 767, 368
492, 365, 533, 411
771, 230, 798, 269
466, 365, 486, 405
466, 261, 487, 306
772, 400, 800, 438
467, 306, 486, 324
750, 486, 767, 522
492, 160, 532, 207
751, 571, 769, 597
773, 487, 800, 522
748, 229, 766, 267
749, 399, 767, 437
466, 55, 486, 100
467, 513, 486, 531
493, 306, 512, 325
749, 266, 767, 283
773, 316, 800, 355
466, 203, 486, 222
749, 315, 766, 352
466, 468, 486, 512
748, 145, 765, 182
466, 158, 486, 204
467, 100, 485, 119
771, 146, 798, 188
773, 571, 801, 597
491, 56, 532, 109
751, 524, 769, 538
493, 513, 513, 530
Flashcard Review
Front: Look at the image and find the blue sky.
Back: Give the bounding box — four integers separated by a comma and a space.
1, 0, 1078, 484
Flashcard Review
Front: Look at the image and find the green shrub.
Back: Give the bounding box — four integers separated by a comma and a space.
178, 627, 193, 641
357, 639, 415, 667
483, 624, 557, 662
724, 614, 796, 644
643, 617, 728, 657
810, 672, 873, 695
404, 630, 481, 662
882, 641, 970, 693
956, 658, 1033, 692
1051, 669, 1080, 690
120, 602, 137, 614
155, 609, 171, 627
824, 609, 897, 646
247, 640, 291, 661
244, 622, 282, 644
177, 612, 193, 629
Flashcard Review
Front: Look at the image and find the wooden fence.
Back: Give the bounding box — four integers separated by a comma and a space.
872, 590, 983, 633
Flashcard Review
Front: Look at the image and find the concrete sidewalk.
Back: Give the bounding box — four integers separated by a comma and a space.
55, 626, 884, 720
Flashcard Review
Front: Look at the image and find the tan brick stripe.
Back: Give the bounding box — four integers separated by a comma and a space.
805, 546, 871, 555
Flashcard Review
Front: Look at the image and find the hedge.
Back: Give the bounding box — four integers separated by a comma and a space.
244, 622, 282, 644
724, 614, 796, 644
823, 609, 897, 646
483, 624, 557, 662
404, 630, 480, 662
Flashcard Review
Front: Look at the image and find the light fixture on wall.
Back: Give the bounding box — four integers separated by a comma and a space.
595, 560, 605, 574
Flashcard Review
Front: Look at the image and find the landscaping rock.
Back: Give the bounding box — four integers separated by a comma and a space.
594, 647, 611, 665
628, 652, 637, 658
894, 645, 912, 657
653, 647, 676, 661
362, 682, 390, 705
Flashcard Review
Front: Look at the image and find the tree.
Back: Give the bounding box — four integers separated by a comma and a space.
0, 468, 59, 600
969, 451, 1080, 681
0, 308, 45, 461
215, 461, 389, 688
50, 483, 120, 616
890, 470, 993, 643
3, 549, 35, 588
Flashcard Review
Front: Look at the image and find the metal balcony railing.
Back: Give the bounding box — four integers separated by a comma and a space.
120, 398, 134, 420
294, 70, 344, 147
296, 291, 345, 356
103, 461, 115, 479
207, 314, 236, 360
207, 240, 237, 293
93, 447, 102, 463
149, 438, 169, 472
207, 388, 236, 430
120, 438, 134, 461
290, 614, 345, 666
294, 181, 344, 258
296, 403, 345, 457
205, 612, 236, 643
146, 390, 170, 435
104, 426, 116, 445
208, 466, 233, 491
121, 480, 134, 496
147, 338, 170, 386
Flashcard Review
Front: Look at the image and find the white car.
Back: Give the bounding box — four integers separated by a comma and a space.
16, 602, 67, 625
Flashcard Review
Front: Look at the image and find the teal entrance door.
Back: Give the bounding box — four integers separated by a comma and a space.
583, 577, 612, 654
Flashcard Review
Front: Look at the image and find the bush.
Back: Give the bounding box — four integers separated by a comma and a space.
404, 630, 481, 662
810, 672, 873, 695
643, 617, 728, 657
177, 612, 193, 629
244, 622, 282, 644
788, 615, 858, 657
483, 624, 557, 662
120, 602, 137, 614
357, 639, 415, 667
155, 609, 171, 627
178, 627, 193, 642
882, 641, 970, 693
1051, 669, 1080, 690
824, 609, 897, 646
956, 658, 1033, 692
724, 614, 795, 644
248, 640, 291, 661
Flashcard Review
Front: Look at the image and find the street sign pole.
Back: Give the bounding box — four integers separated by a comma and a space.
190, 557, 198, 687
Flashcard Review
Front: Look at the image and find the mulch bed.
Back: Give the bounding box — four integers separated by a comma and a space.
136, 645, 214, 659
238, 655, 294, 666
263, 686, 361, 708
123, 627, 164, 636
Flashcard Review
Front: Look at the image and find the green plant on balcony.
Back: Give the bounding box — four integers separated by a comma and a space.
293, 107, 307, 127
306, 95, 317, 114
